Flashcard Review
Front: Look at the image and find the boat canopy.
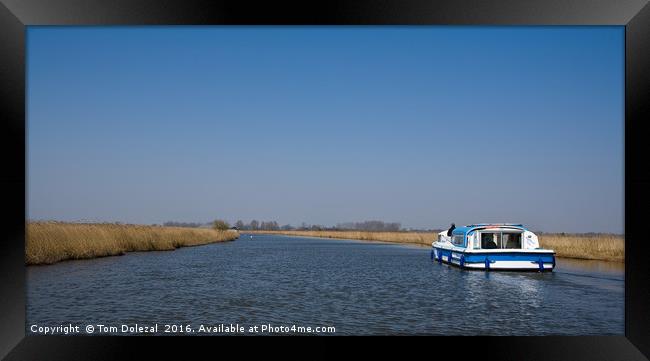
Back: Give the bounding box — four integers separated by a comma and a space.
451, 224, 528, 236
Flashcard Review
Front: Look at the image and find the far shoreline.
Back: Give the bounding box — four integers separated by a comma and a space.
245, 230, 624, 263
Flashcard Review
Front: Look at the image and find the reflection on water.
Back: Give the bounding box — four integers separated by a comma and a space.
27, 234, 624, 335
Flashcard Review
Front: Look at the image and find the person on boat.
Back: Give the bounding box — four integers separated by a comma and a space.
446, 223, 456, 236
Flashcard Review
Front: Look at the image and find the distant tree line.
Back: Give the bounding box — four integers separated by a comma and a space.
234, 220, 281, 230
163, 221, 205, 228
164, 219, 404, 232
153, 220, 612, 235
335, 220, 401, 232
231, 219, 402, 232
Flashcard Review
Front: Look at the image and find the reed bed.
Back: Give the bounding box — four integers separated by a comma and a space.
537, 233, 624, 262
26, 222, 239, 265
249, 230, 624, 262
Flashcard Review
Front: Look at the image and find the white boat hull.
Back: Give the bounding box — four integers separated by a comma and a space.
431, 246, 555, 272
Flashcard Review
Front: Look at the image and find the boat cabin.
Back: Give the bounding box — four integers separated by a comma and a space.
432, 223, 554, 271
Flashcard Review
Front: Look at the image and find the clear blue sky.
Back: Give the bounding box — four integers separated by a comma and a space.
27, 26, 624, 233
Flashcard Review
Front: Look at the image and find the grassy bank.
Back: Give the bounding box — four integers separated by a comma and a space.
249, 230, 436, 247
27, 222, 239, 265
248, 230, 624, 262
536, 233, 623, 262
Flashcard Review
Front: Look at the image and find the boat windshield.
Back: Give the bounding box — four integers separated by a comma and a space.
502, 232, 522, 249
480, 231, 522, 249
481, 232, 501, 249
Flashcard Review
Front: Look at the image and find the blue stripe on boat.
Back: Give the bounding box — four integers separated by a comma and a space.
432, 246, 555, 271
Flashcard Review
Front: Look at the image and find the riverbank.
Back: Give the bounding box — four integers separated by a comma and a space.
247, 230, 624, 262
26, 222, 239, 265
249, 230, 436, 247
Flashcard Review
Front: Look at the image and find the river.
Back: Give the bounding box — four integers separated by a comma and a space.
26, 233, 624, 335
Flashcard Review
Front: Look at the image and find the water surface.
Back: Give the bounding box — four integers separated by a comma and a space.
27, 234, 624, 335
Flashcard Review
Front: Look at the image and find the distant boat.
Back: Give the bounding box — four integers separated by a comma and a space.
431, 223, 555, 272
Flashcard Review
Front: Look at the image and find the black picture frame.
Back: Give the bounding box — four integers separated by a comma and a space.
1, 0, 649, 359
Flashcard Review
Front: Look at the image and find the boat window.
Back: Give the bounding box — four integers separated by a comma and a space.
502, 233, 522, 249
480, 232, 501, 249
480, 232, 522, 249
451, 234, 464, 247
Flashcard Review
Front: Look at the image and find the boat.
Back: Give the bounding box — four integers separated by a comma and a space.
431, 223, 555, 271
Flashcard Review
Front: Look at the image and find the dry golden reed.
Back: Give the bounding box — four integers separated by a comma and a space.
537, 233, 624, 262
249, 230, 624, 262
26, 221, 239, 265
